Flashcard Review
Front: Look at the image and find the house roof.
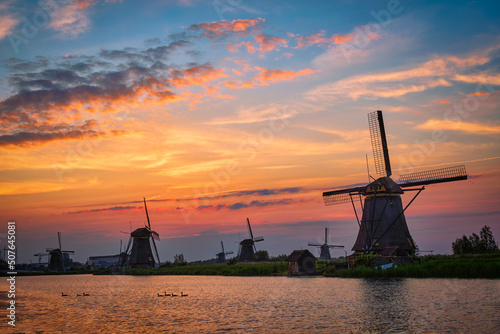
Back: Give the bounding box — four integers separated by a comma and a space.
287, 249, 314, 262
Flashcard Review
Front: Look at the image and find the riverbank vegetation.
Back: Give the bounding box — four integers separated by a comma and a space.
326, 253, 500, 279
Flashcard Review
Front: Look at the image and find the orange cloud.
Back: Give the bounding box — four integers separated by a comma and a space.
295, 32, 327, 48
467, 91, 491, 97
170, 64, 228, 87
330, 34, 353, 44
189, 18, 264, 38
252, 67, 315, 86
227, 41, 256, 53
437, 99, 451, 104
256, 34, 287, 52
417, 119, 500, 135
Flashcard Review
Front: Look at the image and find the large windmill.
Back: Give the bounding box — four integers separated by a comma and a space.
308, 227, 344, 260
237, 218, 264, 262
47, 232, 75, 272
121, 198, 161, 268
216, 241, 234, 263
323, 110, 467, 256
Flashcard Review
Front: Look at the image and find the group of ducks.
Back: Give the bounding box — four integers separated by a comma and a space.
157, 292, 188, 297
61, 292, 89, 297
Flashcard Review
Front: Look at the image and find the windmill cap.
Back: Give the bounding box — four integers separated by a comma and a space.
366, 177, 403, 195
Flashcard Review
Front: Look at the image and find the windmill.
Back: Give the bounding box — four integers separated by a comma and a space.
237, 218, 264, 262
121, 198, 161, 268
46, 232, 75, 272
323, 110, 467, 256
216, 241, 234, 263
33, 252, 49, 264
308, 227, 344, 260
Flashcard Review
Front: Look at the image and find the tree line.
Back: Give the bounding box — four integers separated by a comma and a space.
452, 225, 498, 255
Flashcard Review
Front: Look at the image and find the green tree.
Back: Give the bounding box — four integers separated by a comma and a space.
452, 225, 498, 255
253, 250, 270, 262
480, 225, 499, 253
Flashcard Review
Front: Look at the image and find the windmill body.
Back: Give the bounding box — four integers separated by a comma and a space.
323, 110, 467, 257
353, 177, 415, 253
46, 232, 74, 272
122, 198, 161, 268
237, 218, 264, 262
216, 241, 233, 263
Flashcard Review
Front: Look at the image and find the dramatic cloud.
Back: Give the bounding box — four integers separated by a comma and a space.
256, 34, 287, 52
222, 66, 315, 90
306, 53, 494, 102
417, 119, 500, 135
189, 18, 264, 39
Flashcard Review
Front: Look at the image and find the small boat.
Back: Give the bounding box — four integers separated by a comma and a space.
61, 292, 68, 297
171, 292, 178, 297
157, 293, 164, 297
76, 294, 81, 297
83, 293, 90, 296
164, 292, 171, 296
181, 292, 188, 297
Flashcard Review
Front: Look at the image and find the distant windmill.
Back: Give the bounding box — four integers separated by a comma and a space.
216, 241, 234, 263
237, 218, 264, 262
308, 228, 344, 260
323, 110, 467, 256
47, 232, 75, 272
121, 198, 161, 268
33, 252, 49, 264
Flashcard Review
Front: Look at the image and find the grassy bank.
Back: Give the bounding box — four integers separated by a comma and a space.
328, 253, 500, 279
104, 262, 289, 276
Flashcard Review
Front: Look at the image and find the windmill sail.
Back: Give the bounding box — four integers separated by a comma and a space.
398, 165, 467, 188
368, 110, 392, 177
323, 186, 366, 206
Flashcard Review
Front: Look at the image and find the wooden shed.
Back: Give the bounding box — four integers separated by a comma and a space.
287, 249, 316, 274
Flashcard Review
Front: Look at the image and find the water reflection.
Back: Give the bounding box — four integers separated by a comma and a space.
0, 275, 497, 333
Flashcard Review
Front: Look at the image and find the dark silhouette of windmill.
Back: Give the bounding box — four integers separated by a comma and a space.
47, 232, 75, 272
237, 218, 264, 262
308, 227, 344, 260
323, 110, 467, 256
216, 241, 234, 263
121, 198, 161, 268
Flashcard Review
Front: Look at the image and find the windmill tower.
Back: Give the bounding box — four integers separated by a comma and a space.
216, 241, 234, 263
323, 110, 467, 256
47, 232, 75, 272
308, 228, 344, 260
237, 218, 264, 262
121, 198, 161, 268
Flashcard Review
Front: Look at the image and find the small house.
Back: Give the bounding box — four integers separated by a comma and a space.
287, 249, 316, 274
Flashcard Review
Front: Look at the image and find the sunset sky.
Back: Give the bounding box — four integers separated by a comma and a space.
1, 0, 499, 264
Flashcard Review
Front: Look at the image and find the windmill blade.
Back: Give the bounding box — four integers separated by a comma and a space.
121, 237, 132, 266
58, 232, 65, 272
151, 237, 161, 267
143, 197, 152, 230
322, 186, 366, 206
151, 230, 160, 241
368, 110, 392, 177
398, 164, 467, 188
221, 241, 225, 254
226, 251, 234, 255
308, 243, 323, 247
247, 218, 254, 240
328, 245, 344, 248
61, 250, 75, 253
253, 236, 264, 242
325, 227, 328, 244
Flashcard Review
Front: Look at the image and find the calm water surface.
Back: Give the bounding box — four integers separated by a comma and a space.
1, 275, 499, 333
